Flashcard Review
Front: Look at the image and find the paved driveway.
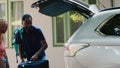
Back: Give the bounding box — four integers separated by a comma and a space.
6, 48, 20, 68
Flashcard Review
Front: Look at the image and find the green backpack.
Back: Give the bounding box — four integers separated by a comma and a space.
12, 28, 26, 63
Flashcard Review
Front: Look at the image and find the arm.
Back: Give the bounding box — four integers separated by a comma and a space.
18, 43, 25, 62
30, 40, 48, 61
15, 30, 24, 62
36, 40, 48, 55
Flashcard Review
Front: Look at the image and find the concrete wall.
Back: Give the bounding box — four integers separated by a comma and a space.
114, 0, 120, 7
24, 0, 65, 68
98, 0, 120, 9
98, 0, 111, 9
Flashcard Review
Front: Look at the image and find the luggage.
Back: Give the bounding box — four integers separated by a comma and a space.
18, 60, 49, 68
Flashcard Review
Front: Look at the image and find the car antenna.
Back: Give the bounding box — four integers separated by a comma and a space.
98, 0, 106, 9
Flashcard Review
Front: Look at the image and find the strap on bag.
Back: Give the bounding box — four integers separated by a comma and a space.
15, 28, 23, 63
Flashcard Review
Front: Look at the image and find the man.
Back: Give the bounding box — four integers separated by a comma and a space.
15, 14, 48, 62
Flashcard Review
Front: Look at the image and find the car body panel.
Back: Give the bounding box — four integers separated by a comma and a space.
67, 9, 120, 43
65, 9, 120, 68
75, 46, 120, 68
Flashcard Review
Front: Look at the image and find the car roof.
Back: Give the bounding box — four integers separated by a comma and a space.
101, 7, 120, 12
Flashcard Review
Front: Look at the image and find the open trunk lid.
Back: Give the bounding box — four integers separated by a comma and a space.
31, 0, 94, 18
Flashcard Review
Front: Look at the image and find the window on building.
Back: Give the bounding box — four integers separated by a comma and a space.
0, 1, 6, 19
0, 1, 7, 47
53, 11, 85, 47
52, 0, 96, 47
80, 0, 96, 4
88, 0, 96, 4
10, 1, 24, 47
11, 1, 23, 24
0, 0, 24, 47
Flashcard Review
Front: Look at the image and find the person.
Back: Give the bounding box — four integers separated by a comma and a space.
15, 14, 48, 62
0, 18, 9, 68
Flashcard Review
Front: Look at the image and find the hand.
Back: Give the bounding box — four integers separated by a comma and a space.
21, 59, 25, 62
30, 54, 39, 61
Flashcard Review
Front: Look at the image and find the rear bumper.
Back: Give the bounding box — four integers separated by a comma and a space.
64, 56, 83, 68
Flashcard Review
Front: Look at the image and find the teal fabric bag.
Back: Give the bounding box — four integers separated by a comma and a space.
12, 28, 26, 63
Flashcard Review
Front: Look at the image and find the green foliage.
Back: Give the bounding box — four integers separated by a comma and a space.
70, 12, 84, 23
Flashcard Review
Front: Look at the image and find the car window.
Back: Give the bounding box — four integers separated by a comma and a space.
100, 14, 120, 36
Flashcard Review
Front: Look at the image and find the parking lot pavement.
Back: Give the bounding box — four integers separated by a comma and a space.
6, 48, 20, 68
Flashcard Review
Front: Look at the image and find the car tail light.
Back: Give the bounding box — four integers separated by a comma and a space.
64, 43, 90, 57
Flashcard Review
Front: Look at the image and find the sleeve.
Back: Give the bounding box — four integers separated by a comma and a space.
38, 29, 45, 41
15, 31, 22, 44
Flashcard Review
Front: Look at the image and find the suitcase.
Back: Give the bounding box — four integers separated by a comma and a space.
18, 60, 49, 68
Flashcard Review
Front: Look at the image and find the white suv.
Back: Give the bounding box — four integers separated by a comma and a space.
32, 0, 120, 68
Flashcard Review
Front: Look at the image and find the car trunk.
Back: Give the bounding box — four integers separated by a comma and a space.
31, 0, 94, 18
